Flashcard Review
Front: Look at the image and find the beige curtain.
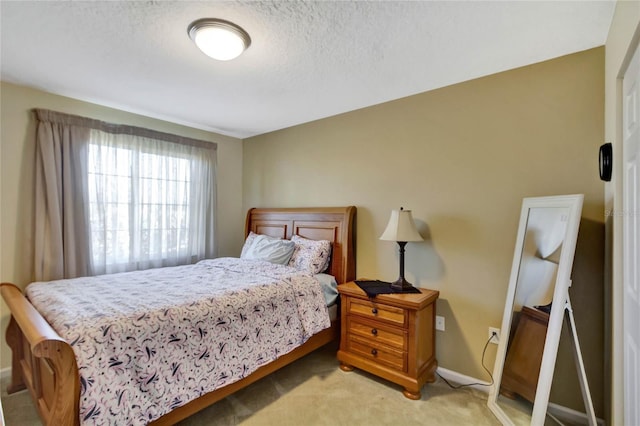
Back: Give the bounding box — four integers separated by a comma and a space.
33, 109, 217, 281
34, 109, 92, 281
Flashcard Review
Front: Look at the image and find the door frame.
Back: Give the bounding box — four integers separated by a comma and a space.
621, 40, 640, 426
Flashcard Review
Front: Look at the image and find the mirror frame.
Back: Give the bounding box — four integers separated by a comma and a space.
487, 194, 584, 425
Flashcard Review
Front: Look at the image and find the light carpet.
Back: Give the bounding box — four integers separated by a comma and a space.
1, 343, 500, 425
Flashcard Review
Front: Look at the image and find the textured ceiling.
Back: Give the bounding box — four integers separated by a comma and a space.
1, 1, 615, 139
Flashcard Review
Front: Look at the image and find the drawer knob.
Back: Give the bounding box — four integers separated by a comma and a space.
371, 328, 378, 335
371, 349, 377, 356
371, 308, 378, 315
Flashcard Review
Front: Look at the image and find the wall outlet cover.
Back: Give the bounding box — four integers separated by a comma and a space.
435, 316, 445, 331
489, 327, 500, 344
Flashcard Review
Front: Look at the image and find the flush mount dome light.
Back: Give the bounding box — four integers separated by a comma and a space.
188, 18, 251, 61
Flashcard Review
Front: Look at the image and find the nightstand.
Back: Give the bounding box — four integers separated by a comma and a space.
337, 281, 439, 399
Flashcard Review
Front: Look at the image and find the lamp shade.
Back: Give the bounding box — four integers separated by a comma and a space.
380, 208, 423, 242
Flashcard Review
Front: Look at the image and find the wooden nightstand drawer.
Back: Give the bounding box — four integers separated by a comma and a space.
349, 335, 406, 371
348, 298, 406, 326
347, 318, 407, 350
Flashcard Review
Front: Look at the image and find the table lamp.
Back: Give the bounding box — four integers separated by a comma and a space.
380, 207, 423, 291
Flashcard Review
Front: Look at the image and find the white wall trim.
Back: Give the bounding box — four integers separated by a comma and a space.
0, 367, 10, 382
547, 402, 606, 426
436, 366, 492, 393
437, 367, 605, 425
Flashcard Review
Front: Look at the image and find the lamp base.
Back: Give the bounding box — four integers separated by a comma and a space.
390, 276, 415, 292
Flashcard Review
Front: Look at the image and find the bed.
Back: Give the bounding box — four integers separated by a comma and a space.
1, 206, 356, 425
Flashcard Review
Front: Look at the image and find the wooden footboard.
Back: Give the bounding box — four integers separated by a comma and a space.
1, 283, 80, 426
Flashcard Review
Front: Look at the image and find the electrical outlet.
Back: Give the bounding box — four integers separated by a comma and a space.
489, 327, 500, 344
435, 315, 445, 331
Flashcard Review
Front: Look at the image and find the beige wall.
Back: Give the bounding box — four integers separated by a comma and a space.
244, 48, 605, 414
604, 2, 640, 424
0, 82, 245, 370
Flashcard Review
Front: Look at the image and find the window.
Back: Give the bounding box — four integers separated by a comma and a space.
33, 109, 217, 280
86, 129, 216, 275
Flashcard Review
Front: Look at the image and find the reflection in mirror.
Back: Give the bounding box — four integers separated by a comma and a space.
488, 195, 585, 426
514, 207, 568, 312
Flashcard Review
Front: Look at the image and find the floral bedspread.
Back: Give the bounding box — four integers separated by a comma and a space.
26, 257, 330, 425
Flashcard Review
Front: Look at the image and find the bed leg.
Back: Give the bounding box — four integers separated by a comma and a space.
5, 316, 26, 393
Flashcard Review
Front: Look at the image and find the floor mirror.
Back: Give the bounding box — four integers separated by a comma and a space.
487, 194, 593, 425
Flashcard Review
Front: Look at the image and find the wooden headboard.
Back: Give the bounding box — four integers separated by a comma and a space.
245, 206, 356, 284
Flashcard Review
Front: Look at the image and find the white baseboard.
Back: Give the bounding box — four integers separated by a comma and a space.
0, 367, 9, 382
547, 402, 605, 426
436, 367, 604, 426
435, 366, 492, 393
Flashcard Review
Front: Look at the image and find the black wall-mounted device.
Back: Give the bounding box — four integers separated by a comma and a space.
599, 143, 613, 182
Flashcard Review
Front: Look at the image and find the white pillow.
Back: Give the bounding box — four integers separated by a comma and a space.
242, 234, 296, 265
288, 235, 332, 274
240, 232, 258, 258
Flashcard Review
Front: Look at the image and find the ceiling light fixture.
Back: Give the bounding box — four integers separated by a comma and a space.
188, 18, 251, 61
